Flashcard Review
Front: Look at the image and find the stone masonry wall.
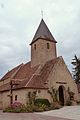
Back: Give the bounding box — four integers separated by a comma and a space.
31, 39, 57, 67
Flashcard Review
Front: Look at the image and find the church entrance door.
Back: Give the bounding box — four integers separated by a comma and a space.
59, 86, 64, 105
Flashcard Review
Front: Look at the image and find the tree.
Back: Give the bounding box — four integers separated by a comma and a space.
71, 55, 80, 83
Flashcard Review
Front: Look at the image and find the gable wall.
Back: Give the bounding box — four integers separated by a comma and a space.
47, 57, 79, 102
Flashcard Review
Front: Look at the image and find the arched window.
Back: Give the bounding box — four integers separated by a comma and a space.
47, 43, 50, 49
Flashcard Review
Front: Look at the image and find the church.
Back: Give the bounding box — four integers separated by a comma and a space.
0, 19, 79, 109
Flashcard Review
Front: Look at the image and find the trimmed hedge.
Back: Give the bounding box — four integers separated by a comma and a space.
34, 98, 51, 107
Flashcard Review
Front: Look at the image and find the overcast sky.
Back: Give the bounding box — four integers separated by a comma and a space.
0, 0, 80, 78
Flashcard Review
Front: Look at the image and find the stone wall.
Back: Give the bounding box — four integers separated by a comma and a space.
47, 57, 79, 103
0, 88, 50, 109
31, 39, 57, 67
78, 93, 80, 101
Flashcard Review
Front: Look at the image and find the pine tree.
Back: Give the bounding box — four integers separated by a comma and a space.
71, 55, 80, 83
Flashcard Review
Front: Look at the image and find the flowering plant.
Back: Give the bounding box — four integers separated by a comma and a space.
10, 102, 23, 109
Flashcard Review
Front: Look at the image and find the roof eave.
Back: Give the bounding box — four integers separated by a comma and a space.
0, 86, 48, 92
30, 37, 57, 45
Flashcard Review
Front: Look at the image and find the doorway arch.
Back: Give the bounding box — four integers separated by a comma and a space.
59, 86, 64, 105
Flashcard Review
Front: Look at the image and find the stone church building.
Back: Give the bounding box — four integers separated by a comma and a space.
0, 19, 79, 109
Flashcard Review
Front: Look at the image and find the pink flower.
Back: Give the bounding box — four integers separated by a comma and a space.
10, 102, 23, 109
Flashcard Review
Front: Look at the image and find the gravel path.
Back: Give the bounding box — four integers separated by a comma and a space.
37, 106, 80, 120
0, 112, 71, 120
0, 106, 79, 120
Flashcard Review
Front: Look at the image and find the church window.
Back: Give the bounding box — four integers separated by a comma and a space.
47, 43, 50, 49
38, 90, 41, 93
34, 44, 36, 50
15, 95, 17, 101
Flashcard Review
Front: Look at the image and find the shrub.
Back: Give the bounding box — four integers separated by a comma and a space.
48, 87, 58, 102
3, 99, 61, 113
66, 100, 72, 106
34, 104, 48, 112
34, 98, 51, 107
10, 102, 23, 109
3, 102, 27, 113
26, 103, 34, 112
28, 91, 37, 105
77, 101, 80, 105
52, 101, 62, 109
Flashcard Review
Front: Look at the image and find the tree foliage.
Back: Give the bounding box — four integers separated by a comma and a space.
71, 55, 80, 83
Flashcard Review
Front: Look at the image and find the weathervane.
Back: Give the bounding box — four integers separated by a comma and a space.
41, 10, 43, 19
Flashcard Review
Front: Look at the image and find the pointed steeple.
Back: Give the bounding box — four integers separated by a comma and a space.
30, 19, 57, 67
30, 19, 57, 45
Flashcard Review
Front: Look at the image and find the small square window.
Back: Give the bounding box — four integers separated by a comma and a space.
34, 44, 36, 50
38, 90, 41, 93
15, 95, 17, 101
47, 43, 50, 49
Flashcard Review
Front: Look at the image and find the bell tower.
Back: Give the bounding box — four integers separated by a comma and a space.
30, 19, 57, 67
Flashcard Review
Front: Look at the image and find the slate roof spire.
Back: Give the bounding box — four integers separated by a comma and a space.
30, 19, 57, 45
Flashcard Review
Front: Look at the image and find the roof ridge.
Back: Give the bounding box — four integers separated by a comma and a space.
10, 63, 24, 79
34, 65, 43, 75
0, 63, 24, 81
39, 58, 57, 83
25, 65, 40, 87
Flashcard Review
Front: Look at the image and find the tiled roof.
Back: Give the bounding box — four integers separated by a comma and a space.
13, 62, 38, 80
0, 58, 58, 92
26, 59, 56, 89
30, 19, 57, 45
0, 82, 10, 91
1, 64, 23, 80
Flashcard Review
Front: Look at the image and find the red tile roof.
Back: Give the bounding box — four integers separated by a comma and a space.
13, 62, 39, 80
1, 64, 23, 80
0, 82, 10, 91
0, 58, 57, 91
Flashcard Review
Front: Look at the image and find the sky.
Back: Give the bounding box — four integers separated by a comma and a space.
0, 0, 80, 78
